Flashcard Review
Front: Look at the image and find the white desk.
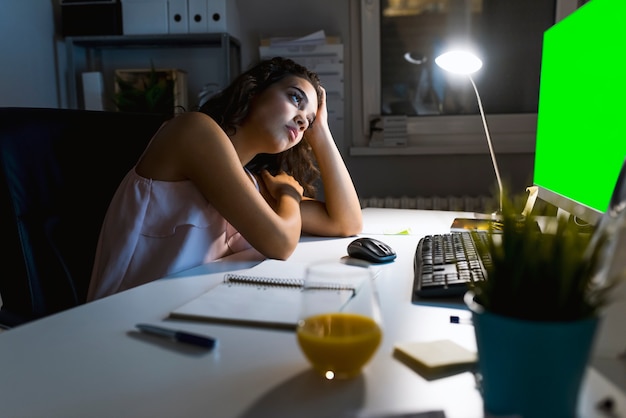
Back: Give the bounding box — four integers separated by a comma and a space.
0, 208, 623, 418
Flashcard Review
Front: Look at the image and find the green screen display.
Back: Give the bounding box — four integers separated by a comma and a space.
534, 0, 626, 224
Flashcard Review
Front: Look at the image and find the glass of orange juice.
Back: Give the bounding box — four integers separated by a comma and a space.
296, 262, 383, 380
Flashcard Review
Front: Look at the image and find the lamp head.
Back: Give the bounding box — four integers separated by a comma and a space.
435, 50, 483, 75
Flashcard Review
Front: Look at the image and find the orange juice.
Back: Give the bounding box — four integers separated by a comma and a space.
296, 312, 382, 379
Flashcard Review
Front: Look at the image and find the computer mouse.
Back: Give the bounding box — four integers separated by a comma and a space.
347, 237, 397, 263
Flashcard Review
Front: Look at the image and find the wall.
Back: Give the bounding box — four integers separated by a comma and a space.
0, 0, 59, 108
0, 0, 534, 201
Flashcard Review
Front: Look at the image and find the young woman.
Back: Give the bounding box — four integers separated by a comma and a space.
87, 57, 362, 301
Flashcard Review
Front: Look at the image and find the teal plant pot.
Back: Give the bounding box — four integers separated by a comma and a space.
465, 291, 600, 418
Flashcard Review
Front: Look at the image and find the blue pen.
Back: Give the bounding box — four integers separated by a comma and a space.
136, 323, 217, 349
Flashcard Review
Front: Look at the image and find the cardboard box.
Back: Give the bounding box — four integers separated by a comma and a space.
113, 68, 188, 114
61, 0, 122, 36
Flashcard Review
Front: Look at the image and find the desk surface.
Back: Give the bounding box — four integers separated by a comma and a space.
0, 208, 624, 418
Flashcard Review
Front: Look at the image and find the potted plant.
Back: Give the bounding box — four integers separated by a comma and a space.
465, 194, 624, 417
112, 64, 188, 116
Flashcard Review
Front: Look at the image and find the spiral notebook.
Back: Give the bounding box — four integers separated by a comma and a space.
169, 260, 355, 330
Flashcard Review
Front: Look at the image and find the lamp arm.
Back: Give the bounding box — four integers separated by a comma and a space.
469, 75, 503, 214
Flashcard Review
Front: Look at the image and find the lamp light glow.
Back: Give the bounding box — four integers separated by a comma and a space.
434, 51, 483, 75
435, 50, 503, 215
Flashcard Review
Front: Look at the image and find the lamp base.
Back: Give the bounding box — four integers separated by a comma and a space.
450, 214, 541, 233
450, 217, 504, 233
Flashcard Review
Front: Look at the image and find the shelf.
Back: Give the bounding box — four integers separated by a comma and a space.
62, 33, 241, 110
66, 33, 240, 48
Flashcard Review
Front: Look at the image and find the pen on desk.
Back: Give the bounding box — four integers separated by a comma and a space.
449, 315, 473, 325
136, 324, 217, 349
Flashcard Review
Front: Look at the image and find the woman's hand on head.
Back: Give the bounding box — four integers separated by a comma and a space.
304, 86, 330, 145
260, 169, 304, 203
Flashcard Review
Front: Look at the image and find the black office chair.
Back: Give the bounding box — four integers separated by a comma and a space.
0, 107, 167, 327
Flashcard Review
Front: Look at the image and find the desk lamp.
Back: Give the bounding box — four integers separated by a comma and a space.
435, 50, 504, 221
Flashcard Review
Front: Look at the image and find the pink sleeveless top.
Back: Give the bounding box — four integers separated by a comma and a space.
87, 168, 258, 301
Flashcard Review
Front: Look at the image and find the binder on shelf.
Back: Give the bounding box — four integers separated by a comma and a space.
169, 0, 233, 34
121, 0, 168, 35
188, 0, 208, 33
206, 0, 228, 32
168, 0, 189, 34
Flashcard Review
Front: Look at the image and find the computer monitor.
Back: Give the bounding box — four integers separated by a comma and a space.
533, 0, 626, 226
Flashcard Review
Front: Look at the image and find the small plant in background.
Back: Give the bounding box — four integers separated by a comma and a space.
113, 63, 176, 115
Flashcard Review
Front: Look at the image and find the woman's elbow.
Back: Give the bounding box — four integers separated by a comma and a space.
340, 223, 363, 237
256, 235, 299, 260
335, 215, 363, 237
262, 246, 295, 260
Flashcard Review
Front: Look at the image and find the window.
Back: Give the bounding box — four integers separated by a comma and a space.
353, 0, 581, 155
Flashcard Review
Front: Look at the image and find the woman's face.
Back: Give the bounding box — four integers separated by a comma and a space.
245, 75, 318, 154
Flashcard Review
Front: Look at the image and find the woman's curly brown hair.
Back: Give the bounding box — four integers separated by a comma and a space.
197, 57, 323, 197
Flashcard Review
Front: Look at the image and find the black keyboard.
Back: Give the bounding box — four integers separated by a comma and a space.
412, 231, 493, 299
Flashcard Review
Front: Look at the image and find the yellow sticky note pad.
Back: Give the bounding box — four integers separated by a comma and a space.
393, 339, 477, 378
383, 227, 412, 235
